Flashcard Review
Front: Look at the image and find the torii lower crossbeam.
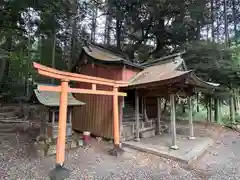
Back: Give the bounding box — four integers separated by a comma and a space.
33, 62, 127, 180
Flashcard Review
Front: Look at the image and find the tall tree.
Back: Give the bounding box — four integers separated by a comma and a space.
223, 0, 229, 46
232, 0, 238, 44
211, 0, 215, 42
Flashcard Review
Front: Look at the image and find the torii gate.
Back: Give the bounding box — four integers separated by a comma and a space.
32, 62, 127, 179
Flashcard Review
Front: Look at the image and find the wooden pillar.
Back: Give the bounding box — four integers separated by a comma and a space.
119, 96, 124, 145
113, 86, 120, 146
157, 97, 162, 135
135, 89, 140, 141
69, 108, 72, 124
188, 96, 195, 140
229, 95, 236, 124
108, 88, 125, 156
209, 98, 213, 122
170, 94, 179, 150
143, 98, 149, 121
56, 80, 69, 167
141, 97, 144, 117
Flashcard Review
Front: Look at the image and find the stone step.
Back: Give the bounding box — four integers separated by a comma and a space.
0, 112, 18, 117
139, 128, 156, 138
0, 105, 19, 113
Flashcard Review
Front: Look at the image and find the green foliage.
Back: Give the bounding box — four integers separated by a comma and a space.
107, 0, 211, 59
183, 40, 240, 88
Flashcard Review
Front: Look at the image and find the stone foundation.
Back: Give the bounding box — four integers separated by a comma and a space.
34, 133, 83, 157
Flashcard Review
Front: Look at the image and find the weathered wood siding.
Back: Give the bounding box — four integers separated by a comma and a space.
72, 62, 140, 138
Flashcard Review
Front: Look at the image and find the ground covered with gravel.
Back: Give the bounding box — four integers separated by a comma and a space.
0, 123, 240, 180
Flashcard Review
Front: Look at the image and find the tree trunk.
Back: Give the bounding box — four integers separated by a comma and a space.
206, 25, 209, 41
70, 0, 77, 71
116, 19, 121, 49
196, 20, 201, 40
232, 0, 237, 44
104, 0, 112, 45
182, 104, 186, 114
211, 0, 215, 42
1, 36, 12, 90
91, 4, 98, 43
160, 99, 167, 121
216, 2, 220, 42
153, 19, 165, 54
197, 93, 200, 112
223, 0, 229, 46
51, 30, 56, 84
0, 59, 7, 87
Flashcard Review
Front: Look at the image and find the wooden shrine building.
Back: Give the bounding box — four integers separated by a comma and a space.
72, 44, 142, 138
72, 44, 220, 150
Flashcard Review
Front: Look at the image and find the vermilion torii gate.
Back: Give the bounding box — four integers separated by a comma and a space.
32, 62, 127, 180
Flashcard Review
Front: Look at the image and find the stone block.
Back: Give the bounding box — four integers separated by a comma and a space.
36, 148, 45, 158
78, 139, 84, 146
140, 129, 156, 138
47, 144, 57, 156
71, 140, 77, 149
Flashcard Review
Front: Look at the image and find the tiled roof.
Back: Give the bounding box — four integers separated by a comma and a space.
33, 84, 85, 106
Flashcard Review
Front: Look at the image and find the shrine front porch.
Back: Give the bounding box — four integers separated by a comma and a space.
123, 131, 213, 164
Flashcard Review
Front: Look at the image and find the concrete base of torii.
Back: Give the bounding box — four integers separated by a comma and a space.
49, 164, 70, 180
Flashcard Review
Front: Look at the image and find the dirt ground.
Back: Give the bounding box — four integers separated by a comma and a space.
0, 122, 240, 180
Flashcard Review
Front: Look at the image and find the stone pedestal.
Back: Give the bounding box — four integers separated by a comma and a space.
34, 134, 82, 158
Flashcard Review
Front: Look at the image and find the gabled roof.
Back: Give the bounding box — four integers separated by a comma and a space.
77, 44, 144, 69
129, 58, 191, 87
31, 84, 85, 107
128, 58, 220, 90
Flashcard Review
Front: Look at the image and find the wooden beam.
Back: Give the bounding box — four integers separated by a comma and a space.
38, 69, 123, 87
92, 84, 96, 90
33, 62, 128, 87
37, 85, 127, 97
56, 80, 69, 166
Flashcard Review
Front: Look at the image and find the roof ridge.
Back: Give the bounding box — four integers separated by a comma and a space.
141, 51, 185, 67
88, 43, 126, 59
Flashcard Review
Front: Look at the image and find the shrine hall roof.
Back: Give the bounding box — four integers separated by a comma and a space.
128, 59, 220, 89
129, 59, 191, 87
80, 44, 143, 69
33, 84, 85, 107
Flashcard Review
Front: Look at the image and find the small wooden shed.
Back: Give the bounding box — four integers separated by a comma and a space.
30, 86, 85, 139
